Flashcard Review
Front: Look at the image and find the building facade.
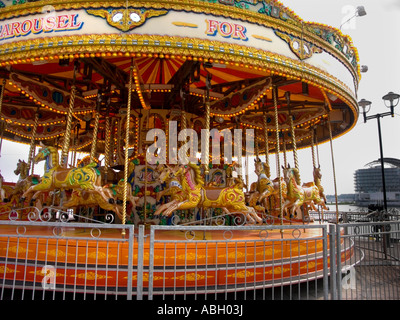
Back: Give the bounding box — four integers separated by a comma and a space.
354, 158, 400, 207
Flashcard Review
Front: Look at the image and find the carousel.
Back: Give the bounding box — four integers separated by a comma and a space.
0, 0, 359, 295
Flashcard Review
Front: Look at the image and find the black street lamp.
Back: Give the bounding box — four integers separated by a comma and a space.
358, 92, 400, 212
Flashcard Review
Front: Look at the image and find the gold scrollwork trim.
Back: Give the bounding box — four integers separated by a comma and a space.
0, 0, 360, 81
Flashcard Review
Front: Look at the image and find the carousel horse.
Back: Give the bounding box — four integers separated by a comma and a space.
22, 145, 112, 206
63, 180, 139, 220
282, 165, 328, 219
225, 162, 238, 187
155, 164, 184, 202
268, 176, 288, 211
301, 166, 329, 212
12, 160, 40, 201
0, 173, 6, 202
155, 163, 262, 224
154, 163, 202, 217
248, 159, 274, 213
313, 165, 327, 204
248, 159, 287, 215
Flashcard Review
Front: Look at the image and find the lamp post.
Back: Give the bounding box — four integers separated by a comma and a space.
340, 5, 367, 30
358, 92, 400, 212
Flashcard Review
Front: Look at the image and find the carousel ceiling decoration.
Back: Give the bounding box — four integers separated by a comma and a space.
211, 77, 272, 117
9, 72, 96, 115
86, 8, 169, 32
0, 0, 360, 156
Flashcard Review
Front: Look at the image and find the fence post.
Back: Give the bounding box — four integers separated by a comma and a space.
329, 224, 337, 300
136, 225, 145, 300
322, 225, 329, 300
127, 225, 134, 300
336, 224, 343, 300
148, 226, 155, 300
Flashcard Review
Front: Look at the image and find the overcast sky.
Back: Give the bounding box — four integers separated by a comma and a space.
277, 0, 400, 195
1, 1, 400, 197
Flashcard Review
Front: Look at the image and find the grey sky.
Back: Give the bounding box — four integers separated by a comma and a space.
266, 0, 400, 195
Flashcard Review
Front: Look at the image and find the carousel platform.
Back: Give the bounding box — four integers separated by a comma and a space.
0, 220, 355, 296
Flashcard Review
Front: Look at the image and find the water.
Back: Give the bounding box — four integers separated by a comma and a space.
329, 203, 400, 214
331, 204, 368, 212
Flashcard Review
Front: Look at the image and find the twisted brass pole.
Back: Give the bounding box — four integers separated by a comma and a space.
263, 111, 271, 178
273, 86, 284, 233
89, 102, 100, 163
61, 62, 78, 168
204, 74, 211, 178
311, 127, 316, 169
288, 103, 300, 184
282, 131, 287, 168
27, 109, 40, 175
104, 116, 111, 179
123, 59, 134, 229
327, 113, 339, 224
0, 79, 5, 157
0, 79, 5, 118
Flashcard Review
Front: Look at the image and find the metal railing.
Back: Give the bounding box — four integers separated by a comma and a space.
148, 224, 329, 300
0, 220, 134, 300
334, 220, 400, 300
1, 209, 399, 300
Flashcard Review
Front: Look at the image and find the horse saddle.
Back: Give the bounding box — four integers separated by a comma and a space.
302, 182, 316, 188
52, 167, 72, 182
203, 187, 224, 201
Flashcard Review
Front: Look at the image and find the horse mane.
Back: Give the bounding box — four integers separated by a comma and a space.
262, 162, 271, 177
188, 163, 204, 187
292, 168, 301, 185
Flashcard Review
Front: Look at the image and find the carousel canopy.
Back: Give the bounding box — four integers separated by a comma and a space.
0, 0, 360, 159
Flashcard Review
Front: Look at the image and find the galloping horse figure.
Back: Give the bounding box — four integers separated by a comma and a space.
312, 165, 327, 204
248, 159, 288, 215
22, 146, 111, 205
12, 160, 40, 201
63, 180, 139, 220
248, 159, 274, 213
155, 163, 262, 224
154, 164, 202, 217
282, 165, 328, 219
0, 173, 6, 202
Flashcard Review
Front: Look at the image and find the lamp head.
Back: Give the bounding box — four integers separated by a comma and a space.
360, 65, 368, 73
382, 92, 400, 117
358, 98, 372, 110
382, 91, 400, 106
356, 6, 367, 17
358, 98, 372, 123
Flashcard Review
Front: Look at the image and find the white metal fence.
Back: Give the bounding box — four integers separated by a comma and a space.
0, 213, 399, 300
148, 224, 329, 300
0, 220, 135, 300
334, 221, 400, 300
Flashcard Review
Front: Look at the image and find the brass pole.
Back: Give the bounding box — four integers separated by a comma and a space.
89, 96, 101, 163
104, 116, 111, 180
287, 92, 300, 184
204, 74, 211, 179
273, 86, 284, 234
263, 111, 271, 178
282, 131, 287, 168
61, 62, 78, 168
0, 79, 5, 122
327, 113, 339, 224
0, 79, 6, 157
311, 127, 316, 169
123, 59, 134, 230
27, 109, 40, 175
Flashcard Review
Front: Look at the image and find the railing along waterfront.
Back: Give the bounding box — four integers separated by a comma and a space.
0, 206, 399, 300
